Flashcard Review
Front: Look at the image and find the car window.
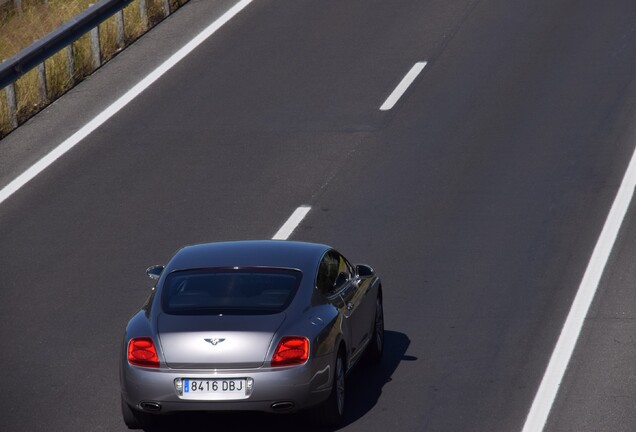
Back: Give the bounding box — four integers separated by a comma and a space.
161, 268, 302, 315
316, 250, 351, 296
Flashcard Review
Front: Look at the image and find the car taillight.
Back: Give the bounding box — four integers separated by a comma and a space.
271, 336, 309, 367
128, 337, 160, 368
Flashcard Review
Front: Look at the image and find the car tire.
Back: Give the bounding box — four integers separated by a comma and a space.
121, 397, 157, 431
312, 348, 346, 427
367, 296, 384, 363
121, 397, 141, 429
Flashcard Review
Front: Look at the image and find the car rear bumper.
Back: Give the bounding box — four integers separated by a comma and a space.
121, 354, 333, 414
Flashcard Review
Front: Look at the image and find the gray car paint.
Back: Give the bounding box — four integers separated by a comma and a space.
120, 240, 381, 417
157, 313, 287, 369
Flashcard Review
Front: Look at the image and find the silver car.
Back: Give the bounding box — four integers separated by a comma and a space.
120, 240, 384, 429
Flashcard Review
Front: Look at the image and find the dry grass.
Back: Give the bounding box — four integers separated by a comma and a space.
45, 47, 73, 99
99, 12, 121, 63
0, 0, 189, 138
147, 0, 165, 26
0, 0, 94, 61
169, 0, 186, 10
0, 88, 10, 136
124, 0, 146, 41
14, 67, 41, 122
72, 31, 94, 79
0, 0, 95, 132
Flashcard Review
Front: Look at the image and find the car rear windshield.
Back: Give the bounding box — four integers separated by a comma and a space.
161, 267, 302, 315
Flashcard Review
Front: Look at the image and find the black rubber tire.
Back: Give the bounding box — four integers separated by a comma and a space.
367, 296, 384, 363
312, 349, 346, 427
121, 397, 141, 430
121, 397, 157, 431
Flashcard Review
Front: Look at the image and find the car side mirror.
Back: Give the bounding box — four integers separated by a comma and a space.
334, 272, 348, 289
356, 264, 374, 278
146, 265, 165, 280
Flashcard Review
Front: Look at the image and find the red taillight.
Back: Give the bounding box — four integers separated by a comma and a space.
271, 336, 309, 367
128, 337, 160, 368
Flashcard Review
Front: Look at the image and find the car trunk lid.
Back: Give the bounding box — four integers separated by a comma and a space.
157, 313, 286, 369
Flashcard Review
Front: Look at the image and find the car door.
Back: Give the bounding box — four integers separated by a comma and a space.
338, 255, 374, 361
317, 250, 373, 361
316, 251, 355, 353
326, 252, 372, 361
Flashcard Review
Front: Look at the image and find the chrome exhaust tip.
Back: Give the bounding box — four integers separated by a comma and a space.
271, 401, 294, 411
140, 401, 162, 412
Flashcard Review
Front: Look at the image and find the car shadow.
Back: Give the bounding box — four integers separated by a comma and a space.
148, 330, 412, 431
342, 330, 413, 427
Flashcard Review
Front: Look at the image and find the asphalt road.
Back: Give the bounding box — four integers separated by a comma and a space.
2, 0, 636, 431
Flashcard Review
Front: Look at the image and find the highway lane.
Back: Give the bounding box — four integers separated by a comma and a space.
546, 189, 636, 432
2, 0, 636, 431
543, 75, 636, 432
299, 2, 636, 430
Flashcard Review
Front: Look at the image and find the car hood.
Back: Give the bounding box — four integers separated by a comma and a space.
157, 313, 286, 369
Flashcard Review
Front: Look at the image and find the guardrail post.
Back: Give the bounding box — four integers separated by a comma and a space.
90, 26, 101, 70
13, 0, 22, 14
4, 83, 18, 129
139, 0, 148, 30
162, 0, 170, 17
36, 62, 48, 104
115, 10, 125, 49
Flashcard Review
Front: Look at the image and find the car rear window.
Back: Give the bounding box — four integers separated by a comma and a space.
161, 267, 302, 315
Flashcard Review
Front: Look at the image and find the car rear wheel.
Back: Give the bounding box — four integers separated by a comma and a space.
367, 296, 384, 363
121, 397, 157, 431
312, 348, 346, 427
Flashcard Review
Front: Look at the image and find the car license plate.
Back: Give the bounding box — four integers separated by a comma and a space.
182, 378, 247, 400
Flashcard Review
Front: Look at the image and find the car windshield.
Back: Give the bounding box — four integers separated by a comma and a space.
161, 267, 302, 315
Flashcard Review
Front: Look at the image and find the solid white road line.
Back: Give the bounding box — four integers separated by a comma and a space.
272, 206, 311, 240
521, 146, 636, 432
379, 61, 427, 111
0, 0, 253, 208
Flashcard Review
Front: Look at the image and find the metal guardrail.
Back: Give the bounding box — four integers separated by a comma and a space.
0, 0, 133, 90
0, 0, 183, 137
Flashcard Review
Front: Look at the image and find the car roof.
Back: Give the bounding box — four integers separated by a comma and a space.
165, 240, 331, 274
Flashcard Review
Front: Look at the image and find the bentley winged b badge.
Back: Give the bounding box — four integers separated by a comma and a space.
204, 338, 226, 346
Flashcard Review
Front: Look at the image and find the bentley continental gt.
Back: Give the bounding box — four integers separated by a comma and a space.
120, 240, 384, 429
